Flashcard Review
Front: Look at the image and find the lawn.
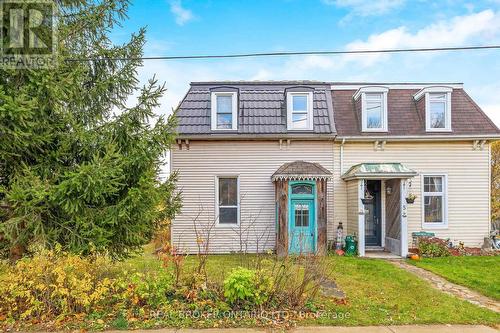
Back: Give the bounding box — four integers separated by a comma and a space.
408, 256, 500, 300
311, 256, 500, 326
121, 248, 500, 326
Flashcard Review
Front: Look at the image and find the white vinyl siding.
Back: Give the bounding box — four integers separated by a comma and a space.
333, 141, 490, 247
171, 140, 334, 254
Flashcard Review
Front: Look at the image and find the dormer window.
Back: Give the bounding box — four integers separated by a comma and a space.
287, 92, 313, 131
413, 87, 452, 132
211, 91, 237, 130
354, 87, 388, 132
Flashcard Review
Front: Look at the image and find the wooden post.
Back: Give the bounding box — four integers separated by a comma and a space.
316, 179, 328, 254
276, 179, 289, 257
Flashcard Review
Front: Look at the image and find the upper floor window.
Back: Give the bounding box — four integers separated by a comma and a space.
287, 92, 313, 131
211, 92, 237, 131
354, 87, 388, 132
426, 92, 451, 131
413, 87, 452, 132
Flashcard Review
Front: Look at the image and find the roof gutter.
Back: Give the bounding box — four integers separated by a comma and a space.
176, 134, 337, 141
341, 172, 418, 181
334, 134, 500, 142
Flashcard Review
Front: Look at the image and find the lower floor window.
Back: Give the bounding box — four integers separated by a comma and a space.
422, 175, 447, 227
218, 176, 239, 224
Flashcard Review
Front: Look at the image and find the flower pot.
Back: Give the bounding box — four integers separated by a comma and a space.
361, 198, 373, 205
405, 198, 415, 204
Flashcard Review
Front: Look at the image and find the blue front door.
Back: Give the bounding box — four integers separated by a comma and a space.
289, 198, 315, 253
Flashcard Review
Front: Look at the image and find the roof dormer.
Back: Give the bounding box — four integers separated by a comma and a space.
354, 86, 389, 132
210, 87, 238, 131
413, 86, 452, 132
286, 88, 314, 131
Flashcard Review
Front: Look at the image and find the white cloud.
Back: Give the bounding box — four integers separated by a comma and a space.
341, 9, 500, 67
322, 0, 404, 16
169, 0, 194, 26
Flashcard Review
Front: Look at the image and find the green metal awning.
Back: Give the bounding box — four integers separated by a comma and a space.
341, 163, 417, 181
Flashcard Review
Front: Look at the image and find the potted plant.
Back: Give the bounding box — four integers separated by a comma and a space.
361, 189, 374, 205
406, 193, 417, 204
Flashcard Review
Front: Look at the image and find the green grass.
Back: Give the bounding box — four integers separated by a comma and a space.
119, 243, 272, 283
408, 256, 500, 300
310, 256, 499, 326
120, 248, 499, 326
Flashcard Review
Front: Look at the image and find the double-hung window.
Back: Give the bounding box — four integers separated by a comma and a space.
422, 174, 448, 228
355, 87, 388, 132
211, 92, 237, 130
426, 92, 451, 131
413, 87, 452, 132
217, 176, 239, 225
287, 92, 313, 130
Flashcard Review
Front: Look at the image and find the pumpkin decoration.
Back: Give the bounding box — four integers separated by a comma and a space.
335, 249, 345, 256
410, 254, 420, 261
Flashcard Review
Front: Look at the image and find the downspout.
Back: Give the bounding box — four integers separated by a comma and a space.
340, 138, 346, 175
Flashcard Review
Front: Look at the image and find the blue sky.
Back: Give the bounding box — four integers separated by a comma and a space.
114, 0, 500, 125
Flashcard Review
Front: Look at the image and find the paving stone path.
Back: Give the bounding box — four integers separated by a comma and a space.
389, 260, 500, 313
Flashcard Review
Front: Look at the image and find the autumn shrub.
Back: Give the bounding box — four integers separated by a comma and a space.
223, 267, 272, 308
268, 255, 329, 308
418, 237, 451, 257
0, 247, 122, 320
0, 247, 177, 322
122, 271, 174, 308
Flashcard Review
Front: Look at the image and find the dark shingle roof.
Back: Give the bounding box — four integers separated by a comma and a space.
176, 82, 335, 136
332, 88, 500, 136
176, 81, 500, 138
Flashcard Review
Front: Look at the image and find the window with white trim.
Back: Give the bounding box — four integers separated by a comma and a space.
287, 92, 313, 130
354, 87, 388, 132
211, 92, 237, 130
217, 176, 239, 225
422, 175, 447, 228
426, 92, 451, 131
362, 92, 387, 131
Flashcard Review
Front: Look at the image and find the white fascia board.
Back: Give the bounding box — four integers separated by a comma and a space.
331, 83, 463, 91
413, 86, 453, 101
335, 134, 500, 141
353, 86, 389, 101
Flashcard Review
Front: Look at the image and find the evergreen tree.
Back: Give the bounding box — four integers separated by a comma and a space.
0, 0, 181, 260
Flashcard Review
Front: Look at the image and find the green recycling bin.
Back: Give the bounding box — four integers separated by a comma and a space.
344, 235, 357, 256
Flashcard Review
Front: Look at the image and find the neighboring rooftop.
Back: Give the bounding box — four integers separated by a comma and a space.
331, 87, 499, 137
176, 82, 336, 136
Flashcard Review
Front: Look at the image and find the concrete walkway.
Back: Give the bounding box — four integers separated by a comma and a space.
105, 325, 499, 333
389, 260, 500, 313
